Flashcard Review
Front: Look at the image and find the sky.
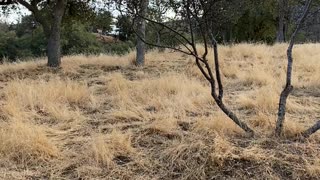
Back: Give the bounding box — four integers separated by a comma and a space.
0, 1, 175, 24
0, 5, 30, 24
0, 1, 108, 24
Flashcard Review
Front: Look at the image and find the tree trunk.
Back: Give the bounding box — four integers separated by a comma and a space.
275, 0, 313, 136
156, 31, 161, 46
302, 121, 320, 138
46, 0, 66, 67
276, 0, 287, 42
136, 0, 148, 66
157, 30, 165, 52
47, 29, 62, 67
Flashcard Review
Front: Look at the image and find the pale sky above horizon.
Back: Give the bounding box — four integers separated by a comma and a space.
0, 1, 108, 24
0, 1, 175, 24
0, 5, 30, 24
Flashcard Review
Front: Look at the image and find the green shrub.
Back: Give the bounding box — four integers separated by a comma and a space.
102, 41, 134, 55
62, 21, 103, 55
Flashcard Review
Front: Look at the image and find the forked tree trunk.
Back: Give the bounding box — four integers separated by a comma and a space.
275, 0, 313, 136
210, 40, 254, 136
136, 0, 148, 66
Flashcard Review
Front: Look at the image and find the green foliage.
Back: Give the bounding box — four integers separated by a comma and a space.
146, 23, 188, 48
116, 15, 134, 41
61, 21, 103, 55
0, 18, 135, 61
0, 25, 47, 61
234, 9, 277, 43
64, 0, 96, 23
15, 15, 37, 37
1, 0, 318, 62
102, 41, 134, 55
0, 30, 18, 60
91, 10, 113, 33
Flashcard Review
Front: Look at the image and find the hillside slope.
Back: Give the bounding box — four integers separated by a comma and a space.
0, 44, 319, 179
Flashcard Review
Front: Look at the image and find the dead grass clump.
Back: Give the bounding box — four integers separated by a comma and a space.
255, 88, 279, 113
0, 121, 59, 165
109, 109, 145, 122
303, 70, 320, 97
147, 116, 179, 136
237, 94, 256, 110
61, 54, 130, 72
185, 60, 203, 79
89, 130, 135, 168
126, 52, 137, 66
211, 134, 238, 166
282, 120, 306, 138
162, 139, 210, 179
106, 73, 129, 95
136, 75, 212, 114
306, 159, 320, 178
238, 68, 272, 87
90, 135, 113, 167
221, 63, 239, 79
223, 43, 272, 62
0, 43, 319, 179
193, 113, 243, 137
238, 88, 280, 113
106, 73, 212, 121
248, 112, 275, 134
241, 145, 275, 162
2, 78, 92, 122
0, 59, 45, 74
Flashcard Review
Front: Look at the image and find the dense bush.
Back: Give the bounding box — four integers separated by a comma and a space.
102, 41, 134, 55
0, 31, 18, 60
0, 20, 135, 61
61, 21, 103, 55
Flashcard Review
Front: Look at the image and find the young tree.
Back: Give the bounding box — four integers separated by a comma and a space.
130, 0, 320, 138
129, 0, 256, 136
275, 0, 320, 138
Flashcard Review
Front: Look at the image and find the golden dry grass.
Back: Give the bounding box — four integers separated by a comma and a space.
0, 44, 319, 179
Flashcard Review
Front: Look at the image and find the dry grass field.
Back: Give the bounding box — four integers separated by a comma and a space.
0, 43, 319, 179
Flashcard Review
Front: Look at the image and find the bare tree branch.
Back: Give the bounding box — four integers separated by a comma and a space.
211, 35, 224, 100
302, 120, 320, 138
16, 0, 37, 12
135, 13, 194, 47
